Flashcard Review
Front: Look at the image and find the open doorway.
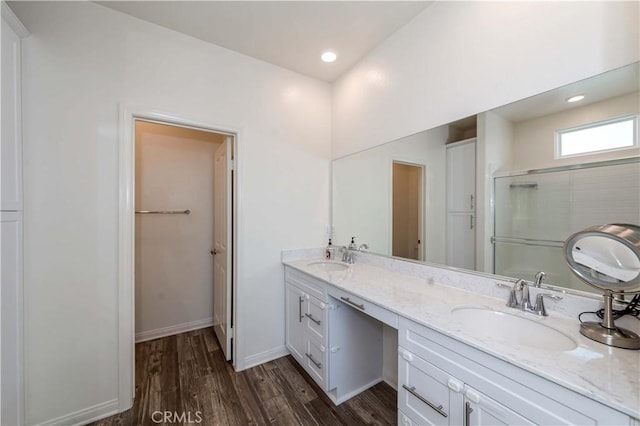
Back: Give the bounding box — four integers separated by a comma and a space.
134, 120, 235, 359
118, 107, 239, 411
392, 162, 424, 261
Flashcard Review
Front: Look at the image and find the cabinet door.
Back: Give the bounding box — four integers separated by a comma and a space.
464, 386, 535, 426
446, 141, 476, 212
285, 283, 306, 363
446, 212, 476, 270
1, 17, 22, 211
398, 348, 463, 426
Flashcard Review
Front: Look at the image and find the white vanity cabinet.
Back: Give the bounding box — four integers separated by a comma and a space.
398, 317, 631, 426
284, 266, 386, 404
285, 268, 329, 389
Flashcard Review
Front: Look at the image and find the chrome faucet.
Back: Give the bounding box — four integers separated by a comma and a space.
340, 238, 369, 264
518, 280, 534, 311
340, 246, 355, 264
534, 271, 546, 288
504, 278, 561, 316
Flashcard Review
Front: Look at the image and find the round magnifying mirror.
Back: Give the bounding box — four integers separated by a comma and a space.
565, 225, 640, 291
564, 224, 640, 349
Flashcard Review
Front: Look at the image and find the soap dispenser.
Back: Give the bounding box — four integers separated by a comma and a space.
348, 237, 357, 251
325, 238, 335, 260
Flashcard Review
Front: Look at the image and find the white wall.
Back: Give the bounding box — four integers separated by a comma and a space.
332, 1, 639, 159
476, 111, 514, 273
134, 122, 223, 341
510, 91, 640, 170
332, 126, 448, 263
14, 2, 331, 424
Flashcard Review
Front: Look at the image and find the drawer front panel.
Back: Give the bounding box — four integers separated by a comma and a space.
285, 267, 326, 301
304, 335, 327, 390
398, 348, 463, 426
305, 295, 327, 341
328, 286, 398, 329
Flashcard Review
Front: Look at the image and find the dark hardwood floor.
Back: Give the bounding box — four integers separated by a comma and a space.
91, 327, 397, 426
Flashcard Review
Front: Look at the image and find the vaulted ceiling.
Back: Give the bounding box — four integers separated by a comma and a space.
97, 1, 432, 82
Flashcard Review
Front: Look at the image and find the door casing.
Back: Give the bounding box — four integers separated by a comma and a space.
118, 105, 241, 412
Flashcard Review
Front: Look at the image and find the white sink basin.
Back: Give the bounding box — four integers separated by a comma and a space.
451, 306, 577, 351
307, 261, 349, 272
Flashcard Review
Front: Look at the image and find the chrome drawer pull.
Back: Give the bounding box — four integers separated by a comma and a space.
464, 402, 473, 426
340, 297, 365, 311
298, 296, 304, 322
402, 385, 447, 418
305, 313, 321, 325
305, 353, 322, 369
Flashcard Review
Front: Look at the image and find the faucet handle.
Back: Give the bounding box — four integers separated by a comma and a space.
533, 293, 562, 316
507, 289, 519, 308
358, 243, 369, 252
514, 279, 533, 311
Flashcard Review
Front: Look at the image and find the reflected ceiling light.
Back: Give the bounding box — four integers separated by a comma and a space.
566, 94, 585, 103
321, 50, 337, 63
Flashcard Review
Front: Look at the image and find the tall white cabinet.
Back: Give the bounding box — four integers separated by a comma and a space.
1, 4, 28, 425
446, 139, 476, 270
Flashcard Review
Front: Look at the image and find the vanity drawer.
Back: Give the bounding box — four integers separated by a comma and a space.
305, 295, 327, 341
303, 334, 327, 390
398, 347, 463, 425
328, 286, 398, 329
285, 267, 327, 301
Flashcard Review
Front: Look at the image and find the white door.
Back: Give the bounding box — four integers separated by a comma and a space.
213, 137, 233, 360
446, 212, 476, 270
464, 386, 535, 426
446, 141, 476, 212
1, 212, 23, 426
285, 284, 306, 364
1, 16, 23, 211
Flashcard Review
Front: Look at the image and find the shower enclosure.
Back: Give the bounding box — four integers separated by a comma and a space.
493, 158, 640, 293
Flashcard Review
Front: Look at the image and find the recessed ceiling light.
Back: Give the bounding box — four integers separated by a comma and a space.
566, 94, 585, 103
321, 50, 337, 63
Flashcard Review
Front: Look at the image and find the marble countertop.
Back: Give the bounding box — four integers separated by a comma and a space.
284, 258, 640, 419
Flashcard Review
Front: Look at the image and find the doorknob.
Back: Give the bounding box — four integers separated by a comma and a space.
211, 249, 217, 255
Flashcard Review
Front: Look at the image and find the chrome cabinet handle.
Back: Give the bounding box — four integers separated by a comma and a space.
470, 215, 473, 229
340, 297, 365, 311
298, 296, 304, 322
305, 313, 321, 325
464, 402, 473, 426
402, 385, 447, 418
305, 353, 322, 369
470, 194, 474, 210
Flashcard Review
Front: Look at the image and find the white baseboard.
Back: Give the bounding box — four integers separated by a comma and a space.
383, 367, 398, 391
383, 375, 398, 391
243, 345, 289, 370
329, 377, 383, 405
34, 399, 118, 426
135, 317, 214, 343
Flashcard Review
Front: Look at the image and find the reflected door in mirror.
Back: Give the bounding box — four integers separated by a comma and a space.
446, 139, 477, 269
393, 162, 423, 261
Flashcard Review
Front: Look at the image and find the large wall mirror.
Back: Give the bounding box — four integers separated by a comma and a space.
332, 62, 640, 295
